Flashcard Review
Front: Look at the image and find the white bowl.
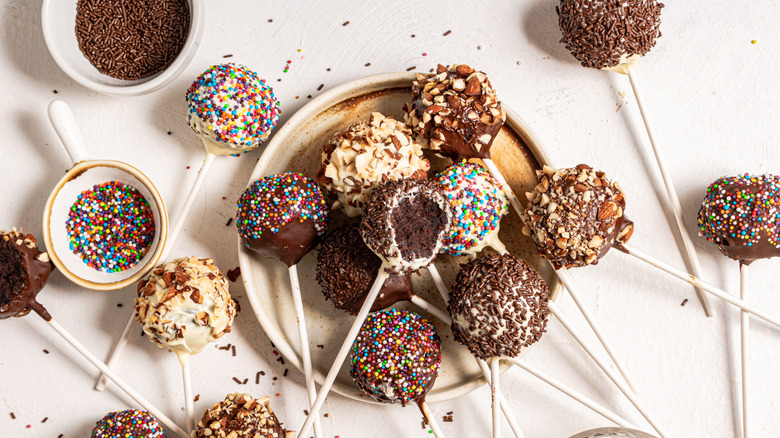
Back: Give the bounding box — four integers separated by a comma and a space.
41, 0, 204, 96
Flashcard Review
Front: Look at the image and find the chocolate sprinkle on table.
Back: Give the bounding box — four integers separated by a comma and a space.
406, 66, 416, 71
10, 412, 15, 419
283, 368, 288, 377
232, 377, 242, 384
231, 345, 236, 356
43, 349, 49, 354
365, 62, 371, 67
682, 299, 688, 306
343, 21, 350, 26
223, 54, 233, 58
256, 372, 262, 384
42, 417, 48, 423
443, 30, 452, 36
317, 84, 324, 91
225, 217, 233, 227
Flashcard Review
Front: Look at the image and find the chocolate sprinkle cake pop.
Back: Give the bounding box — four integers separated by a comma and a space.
522, 164, 634, 269
237, 173, 329, 267
404, 64, 505, 160
697, 174, 780, 265
316, 224, 414, 316
91, 410, 165, 438
434, 160, 509, 256
359, 178, 452, 275
350, 309, 441, 406
448, 253, 550, 360
557, 0, 664, 71
193, 393, 291, 438
0, 229, 53, 321
315, 112, 430, 217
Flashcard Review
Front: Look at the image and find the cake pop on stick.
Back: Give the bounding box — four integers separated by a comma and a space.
298, 178, 452, 438
236, 172, 328, 438
0, 229, 188, 438
135, 256, 237, 435
192, 393, 293, 438
97, 63, 281, 391
556, 0, 713, 316
697, 173, 780, 437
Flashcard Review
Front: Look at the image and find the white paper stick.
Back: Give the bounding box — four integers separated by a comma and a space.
475, 360, 526, 438
420, 401, 447, 438
427, 264, 449, 303
95, 315, 137, 390
45, 318, 188, 438
298, 270, 389, 437
410, 295, 451, 323
490, 358, 501, 438
483, 158, 524, 219
548, 301, 667, 438
622, 243, 780, 329
178, 354, 195, 435
625, 68, 713, 317
48, 100, 87, 164
740, 263, 749, 438
289, 264, 323, 438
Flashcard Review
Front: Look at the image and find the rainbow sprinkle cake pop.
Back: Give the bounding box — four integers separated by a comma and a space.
350, 308, 441, 406
697, 174, 780, 265
91, 410, 165, 438
237, 172, 329, 267
434, 160, 509, 256
186, 63, 280, 156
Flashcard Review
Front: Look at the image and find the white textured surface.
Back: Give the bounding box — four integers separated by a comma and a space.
0, 1, 779, 437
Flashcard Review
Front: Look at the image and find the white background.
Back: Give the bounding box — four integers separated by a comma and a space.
1, 1, 779, 437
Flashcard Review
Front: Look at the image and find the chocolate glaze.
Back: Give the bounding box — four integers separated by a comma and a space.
243, 218, 319, 267
0, 230, 53, 321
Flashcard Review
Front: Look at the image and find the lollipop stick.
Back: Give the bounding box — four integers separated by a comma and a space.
410, 295, 451, 323
44, 318, 188, 438
298, 270, 389, 437
490, 358, 501, 438
475, 360, 526, 438
548, 301, 667, 438
740, 263, 749, 438
179, 355, 195, 435
624, 67, 713, 317
288, 264, 323, 438
427, 264, 449, 303
95, 314, 136, 390
622, 243, 780, 329
482, 158, 524, 218
420, 401, 447, 438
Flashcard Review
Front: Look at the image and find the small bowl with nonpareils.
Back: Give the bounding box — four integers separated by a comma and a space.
41, 0, 204, 96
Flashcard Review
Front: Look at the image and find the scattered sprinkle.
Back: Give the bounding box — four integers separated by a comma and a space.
53, 89, 58, 94
283, 369, 288, 377
186, 166, 190, 169
223, 54, 233, 58
411, 34, 416, 38
232, 377, 242, 384
364, 62, 371, 67
317, 84, 324, 91
317, 344, 324, 349
194, 394, 200, 402
752, 40, 757, 44
43, 349, 49, 354
167, 131, 172, 135
422, 52, 427, 56
232, 345, 237, 357
242, 378, 248, 385
681, 299, 688, 306
268, 19, 273, 22
443, 30, 452, 36
256, 372, 262, 384
117, 303, 123, 308
477, 45, 483, 51
342, 21, 350, 26
10, 412, 16, 419
225, 217, 233, 227
307, 95, 312, 99
326, 68, 331, 72
406, 66, 416, 71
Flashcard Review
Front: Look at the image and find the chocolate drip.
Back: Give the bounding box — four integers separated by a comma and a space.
0, 231, 53, 321
243, 218, 319, 267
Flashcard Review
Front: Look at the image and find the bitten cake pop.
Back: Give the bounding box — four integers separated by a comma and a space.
186, 63, 280, 156
522, 164, 634, 269
315, 112, 430, 217
557, 0, 664, 72
91, 410, 165, 438
237, 172, 329, 267
350, 309, 441, 406
316, 224, 413, 315
698, 174, 780, 265
448, 253, 550, 360
0, 229, 53, 320
434, 160, 509, 256
404, 64, 505, 160
193, 393, 292, 438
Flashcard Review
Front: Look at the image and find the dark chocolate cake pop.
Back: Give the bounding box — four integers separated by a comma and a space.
522, 164, 634, 269
316, 224, 414, 316
237, 172, 329, 266
448, 253, 550, 360
193, 393, 290, 438
697, 174, 780, 265
557, 0, 664, 71
350, 309, 441, 406
359, 178, 452, 275
91, 410, 165, 438
404, 64, 505, 160
0, 229, 53, 321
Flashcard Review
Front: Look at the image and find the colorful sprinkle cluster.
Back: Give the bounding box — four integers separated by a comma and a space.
90, 410, 165, 438
350, 309, 441, 406
434, 161, 509, 256
66, 181, 155, 272
697, 174, 780, 262
236, 173, 328, 242
186, 63, 280, 153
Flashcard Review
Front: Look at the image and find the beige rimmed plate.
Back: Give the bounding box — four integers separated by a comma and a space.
238, 72, 562, 404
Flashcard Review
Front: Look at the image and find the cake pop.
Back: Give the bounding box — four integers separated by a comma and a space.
316, 224, 413, 315
434, 160, 509, 256
315, 112, 430, 217
350, 308, 441, 406
0, 229, 53, 320
91, 410, 165, 438
192, 393, 292, 438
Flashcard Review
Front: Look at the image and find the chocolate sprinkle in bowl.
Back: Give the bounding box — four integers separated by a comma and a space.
41, 0, 204, 96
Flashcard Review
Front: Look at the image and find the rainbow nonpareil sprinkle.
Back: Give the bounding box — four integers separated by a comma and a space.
66, 181, 155, 272
91, 410, 165, 438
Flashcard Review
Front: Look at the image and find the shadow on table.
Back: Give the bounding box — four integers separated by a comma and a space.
521, 0, 576, 64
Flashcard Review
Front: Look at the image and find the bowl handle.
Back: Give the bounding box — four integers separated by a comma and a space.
48, 100, 88, 165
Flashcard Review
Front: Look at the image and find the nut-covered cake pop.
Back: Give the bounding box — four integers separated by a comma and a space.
91, 410, 165, 438
350, 309, 441, 406
315, 112, 430, 217
557, 0, 665, 71
186, 63, 281, 156
135, 257, 236, 356
448, 253, 550, 360
522, 164, 634, 269
237, 173, 329, 267
193, 393, 292, 438
316, 224, 414, 316
697, 174, 780, 265
404, 64, 505, 160
434, 160, 509, 256
0, 229, 53, 320
359, 178, 452, 274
